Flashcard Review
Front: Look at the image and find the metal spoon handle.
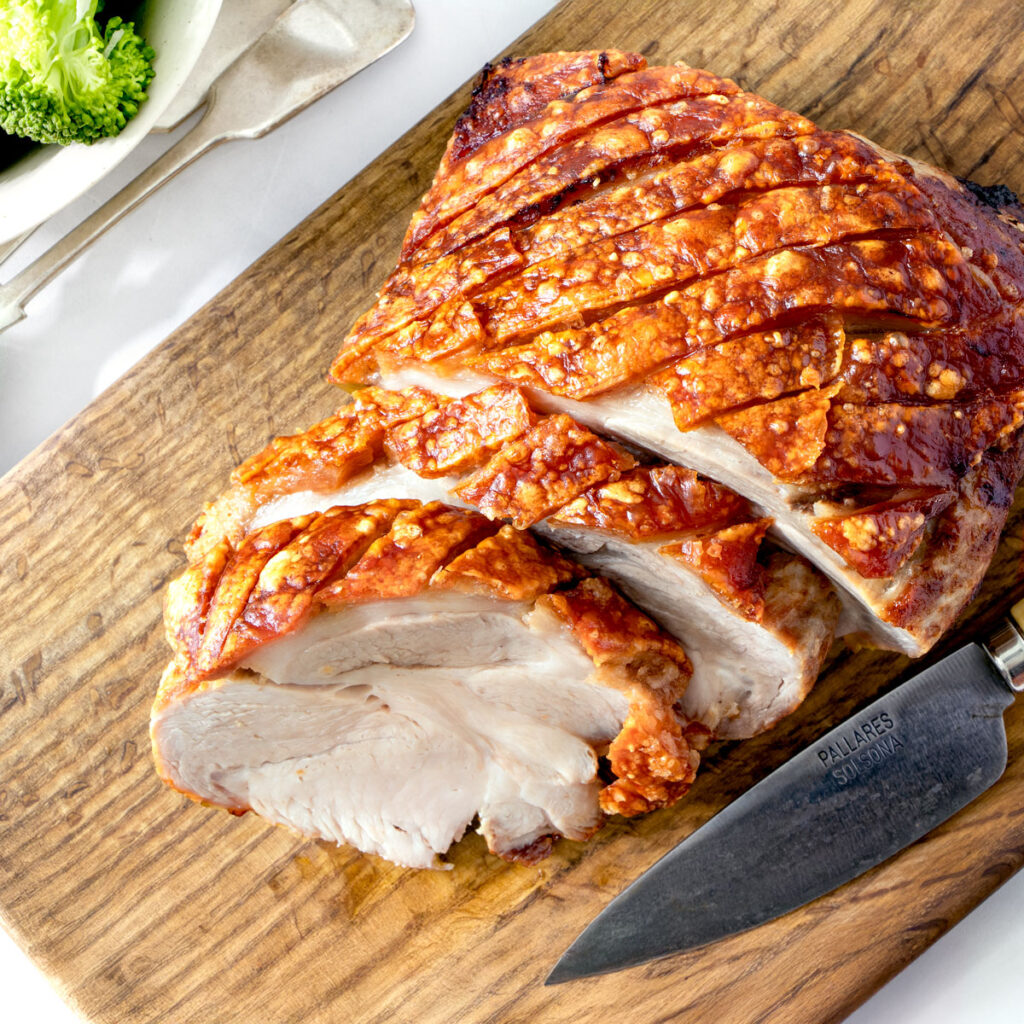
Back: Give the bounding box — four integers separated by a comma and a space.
0, 0, 415, 334
0, 119, 224, 333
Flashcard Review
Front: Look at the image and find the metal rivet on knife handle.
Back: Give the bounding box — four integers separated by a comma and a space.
984, 606, 1024, 693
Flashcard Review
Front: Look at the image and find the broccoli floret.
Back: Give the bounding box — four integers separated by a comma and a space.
0, 1, 155, 146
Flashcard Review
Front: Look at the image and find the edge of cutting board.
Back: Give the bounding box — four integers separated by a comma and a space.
2, 2, 1024, 1022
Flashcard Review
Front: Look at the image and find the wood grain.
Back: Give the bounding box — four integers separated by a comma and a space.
2, 0, 1024, 1021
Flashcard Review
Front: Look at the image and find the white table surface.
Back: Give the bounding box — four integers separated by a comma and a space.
1, 1, 1022, 1021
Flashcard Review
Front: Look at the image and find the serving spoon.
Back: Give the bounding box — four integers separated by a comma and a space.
0, 0, 415, 334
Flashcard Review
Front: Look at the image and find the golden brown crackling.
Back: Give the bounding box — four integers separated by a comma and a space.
318, 502, 499, 605
454, 414, 635, 528
191, 386, 751, 564
539, 576, 701, 817
859, 432, 1024, 651
600, 700, 706, 817
471, 181, 936, 345
472, 236, 965, 399
431, 525, 583, 602
194, 518, 312, 677
839, 330, 967, 403
172, 503, 497, 685
328, 332, 380, 385
403, 63, 739, 261
412, 89, 815, 269
660, 519, 773, 621
715, 386, 839, 481
384, 384, 536, 477
816, 393, 1024, 488
326, 62, 1024, 637
719, 384, 1024, 489
344, 227, 524, 359
838, 310, 1024, 405
652, 315, 845, 429
219, 503, 411, 666
164, 541, 231, 664
811, 490, 956, 578
186, 388, 437, 561
349, 130, 910, 353
350, 384, 441, 427
543, 576, 692, 677
441, 50, 646, 174
186, 485, 260, 564
548, 465, 750, 539
232, 405, 383, 495
385, 300, 487, 371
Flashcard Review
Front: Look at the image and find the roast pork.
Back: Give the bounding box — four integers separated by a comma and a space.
154, 49, 1024, 869
331, 50, 1024, 657
185, 384, 839, 740
153, 501, 708, 867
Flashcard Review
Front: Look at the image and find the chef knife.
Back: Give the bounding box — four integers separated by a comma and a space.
547, 601, 1024, 984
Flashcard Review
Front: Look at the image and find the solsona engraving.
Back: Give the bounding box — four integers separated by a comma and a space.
815, 710, 904, 784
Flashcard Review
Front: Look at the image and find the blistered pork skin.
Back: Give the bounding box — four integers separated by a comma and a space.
186, 385, 840, 739
154, 501, 708, 868
328, 49, 1024, 656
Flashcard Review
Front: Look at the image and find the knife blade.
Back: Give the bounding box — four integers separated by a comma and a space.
547, 605, 1024, 985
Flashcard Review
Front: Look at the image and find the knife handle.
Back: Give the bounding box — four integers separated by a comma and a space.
1013, 599, 1024, 635
987, 601, 1024, 692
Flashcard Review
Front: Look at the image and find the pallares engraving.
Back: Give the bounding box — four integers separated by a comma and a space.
816, 709, 905, 785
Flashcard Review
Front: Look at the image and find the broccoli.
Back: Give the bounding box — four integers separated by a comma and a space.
0, 1, 155, 146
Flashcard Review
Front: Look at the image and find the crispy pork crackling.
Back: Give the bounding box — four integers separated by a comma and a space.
332, 49, 1024, 658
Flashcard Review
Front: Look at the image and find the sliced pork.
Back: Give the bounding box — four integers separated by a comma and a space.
154, 49, 1024, 870
185, 384, 839, 740
152, 502, 706, 867
329, 50, 1024, 657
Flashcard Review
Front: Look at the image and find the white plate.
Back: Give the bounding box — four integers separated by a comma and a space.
0, 0, 223, 245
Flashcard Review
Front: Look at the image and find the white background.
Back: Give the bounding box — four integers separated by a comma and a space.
1, 1, 1022, 1020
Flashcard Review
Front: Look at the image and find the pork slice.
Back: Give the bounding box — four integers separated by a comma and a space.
534, 521, 837, 738
153, 594, 625, 868
221, 394, 838, 738
512, 380, 1019, 655
154, 507, 703, 868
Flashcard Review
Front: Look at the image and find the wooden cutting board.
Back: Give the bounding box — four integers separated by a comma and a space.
3, 1, 1024, 1021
